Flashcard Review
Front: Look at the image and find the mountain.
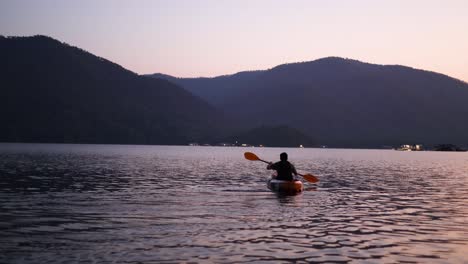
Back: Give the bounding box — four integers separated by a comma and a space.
224, 125, 316, 147
149, 57, 468, 148
0, 35, 231, 145
149, 71, 265, 108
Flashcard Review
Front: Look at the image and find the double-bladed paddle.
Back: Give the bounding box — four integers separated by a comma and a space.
244, 152, 319, 183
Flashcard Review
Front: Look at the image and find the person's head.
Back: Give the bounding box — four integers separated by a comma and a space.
280, 152, 288, 161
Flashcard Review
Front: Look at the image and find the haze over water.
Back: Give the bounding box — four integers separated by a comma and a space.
1, 143, 467, 263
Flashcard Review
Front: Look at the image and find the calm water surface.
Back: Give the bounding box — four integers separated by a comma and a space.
0, 143, 467, 263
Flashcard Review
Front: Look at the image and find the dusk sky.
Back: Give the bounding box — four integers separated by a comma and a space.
1, 0, 467, 82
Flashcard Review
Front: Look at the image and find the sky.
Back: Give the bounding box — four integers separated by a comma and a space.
1, 0, 467, 82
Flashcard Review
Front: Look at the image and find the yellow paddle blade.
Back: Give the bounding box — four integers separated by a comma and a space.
302, 174, 319, 183
244, 152, 260, 161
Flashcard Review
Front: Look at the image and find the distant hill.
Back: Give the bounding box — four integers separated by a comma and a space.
224, 125, 316, 147
149, 57, 468, 148
0, 35, 231, 145
149, 71, 264, 108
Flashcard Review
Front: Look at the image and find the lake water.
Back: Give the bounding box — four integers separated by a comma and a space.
0, 143, 467, 263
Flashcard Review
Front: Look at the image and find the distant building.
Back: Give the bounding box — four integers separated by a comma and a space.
396, 144, 423, 151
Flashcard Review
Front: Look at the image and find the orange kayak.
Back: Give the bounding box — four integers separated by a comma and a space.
267, 179, 304, 194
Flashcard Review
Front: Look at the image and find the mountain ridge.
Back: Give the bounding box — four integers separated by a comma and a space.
150, 56, 467, 86
149, 57, 468, 148
0, 35, 232, 145
3, 35, 468, 148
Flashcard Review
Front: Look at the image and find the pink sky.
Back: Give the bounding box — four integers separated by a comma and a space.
1, 0, 467, 82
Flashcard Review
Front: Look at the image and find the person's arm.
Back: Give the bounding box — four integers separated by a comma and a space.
267, 162, 279, 170
291, 163, 298, 176
267, 162, 274, 170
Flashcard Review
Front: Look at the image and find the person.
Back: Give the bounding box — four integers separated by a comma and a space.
267, 152, 298, 181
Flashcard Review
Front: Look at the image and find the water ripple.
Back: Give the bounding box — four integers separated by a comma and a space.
0, 144, 467, 263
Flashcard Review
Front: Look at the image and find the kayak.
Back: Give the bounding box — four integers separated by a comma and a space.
267, 179, 304, 194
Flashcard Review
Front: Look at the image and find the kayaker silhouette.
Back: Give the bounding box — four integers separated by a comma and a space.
267, 152, 298, 181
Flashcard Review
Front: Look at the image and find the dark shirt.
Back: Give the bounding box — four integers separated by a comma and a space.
269, 161, 297, 181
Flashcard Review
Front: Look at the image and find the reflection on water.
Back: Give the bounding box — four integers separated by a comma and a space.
0, 143, 467, 263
